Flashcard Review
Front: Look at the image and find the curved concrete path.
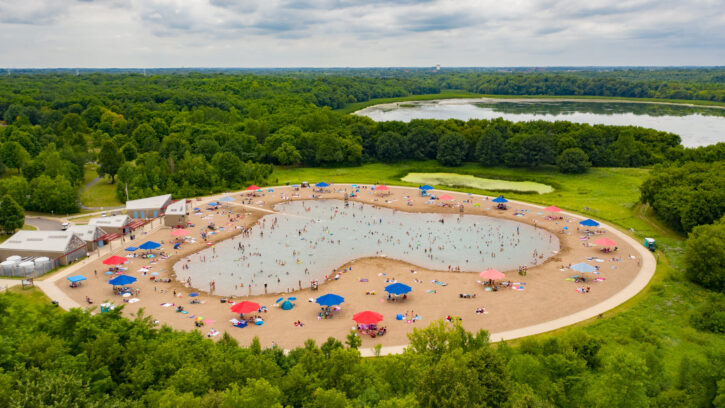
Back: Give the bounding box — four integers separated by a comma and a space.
33, 185, 656, 356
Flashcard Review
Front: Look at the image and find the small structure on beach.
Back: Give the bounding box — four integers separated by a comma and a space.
68, 225, 109, 251
0, 230, 87, 267
164, 200, 187, 227
126, 194, 172, 219
89, 215, 132, 235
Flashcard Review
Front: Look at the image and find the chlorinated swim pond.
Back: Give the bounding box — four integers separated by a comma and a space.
174, 199, 559, 296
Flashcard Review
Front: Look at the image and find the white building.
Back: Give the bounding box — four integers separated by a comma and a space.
68, 225, 108, 251
89, 215, 132, 235
125, 194, 172, 219
0, 230, 87, 266
164, 200, 187, 227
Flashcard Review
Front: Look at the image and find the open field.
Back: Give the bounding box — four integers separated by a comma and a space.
80, 163, 124, 208
401, 172, 554, 194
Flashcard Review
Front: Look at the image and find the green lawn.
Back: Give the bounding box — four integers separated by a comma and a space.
337, 92, 725, 114
80, 163, 123, 208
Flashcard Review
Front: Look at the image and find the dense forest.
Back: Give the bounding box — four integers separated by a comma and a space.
1, 71, 720, 210
1, 291, 723, 408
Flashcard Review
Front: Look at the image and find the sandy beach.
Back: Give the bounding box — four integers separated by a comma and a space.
56, 185, 645, 349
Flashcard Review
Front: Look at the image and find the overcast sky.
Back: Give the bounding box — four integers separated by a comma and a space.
1, 0, 723, 68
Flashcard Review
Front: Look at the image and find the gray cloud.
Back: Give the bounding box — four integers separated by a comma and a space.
0, 0, 723, 67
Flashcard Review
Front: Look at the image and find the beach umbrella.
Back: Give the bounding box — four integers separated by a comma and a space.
439, 194, 454, 200
281, 300, 294, 310
571, 263, 597, 273
108, 275, 137, 286
268, 188, 274, 192
218, 196, 235, 202
288, 297, 297, 301
594, 237, 617, 247
103, 255, 128, 265
419, 184, 434, 191
246, 185, 260, 191
385, 282, 412, 295
193, 207, 200, 211
544, 205, 562, 212
291, 184, 299, 187
104, 271, 113, 275
139, 241, 161, 250
67, 275, 86, 283
579, 219, 600, 227
351, 184, 357, 187
353, 311, 384, 325
207, 202, 218, 207
492, 196, 508, 203
316, 293, 345, 306
479, 268, 505, 280
375, 185, 390, 191
125, 247, 138, 251
275, 297, 284, 303
189, 292, 199, 297
230, 301, 260, 314
315, 182, 330, 187
171, 229, 191, 236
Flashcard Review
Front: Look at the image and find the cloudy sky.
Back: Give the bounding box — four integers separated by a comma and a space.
1, 0, 723, 67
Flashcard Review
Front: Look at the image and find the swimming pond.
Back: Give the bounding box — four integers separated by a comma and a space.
174, 199, 559, 296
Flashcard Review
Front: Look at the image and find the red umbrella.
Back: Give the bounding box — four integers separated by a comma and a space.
102, 255, 128, 266
594, 237, 617, 247
245, 185, 260, 191
230, 301, 260, 314
375, 185, 390, 191
439, 194, 454, 200
353, 311, 384, 324
479, 268, 505, 280
171, 228, 190, 236
544, 205, 562, 212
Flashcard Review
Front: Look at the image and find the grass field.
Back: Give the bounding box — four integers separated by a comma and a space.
401, 172, 554, 194
80, 163, 123, 208
274, 162, 723, 379
336, 92, 725, 114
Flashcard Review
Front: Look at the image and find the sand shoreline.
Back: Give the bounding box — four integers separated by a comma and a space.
54, 185, 652, 351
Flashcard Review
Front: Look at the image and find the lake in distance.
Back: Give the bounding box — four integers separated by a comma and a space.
355, 99, 725, 147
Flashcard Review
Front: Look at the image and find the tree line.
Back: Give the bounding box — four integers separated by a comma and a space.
0, 73, 696, 210
0, 291, 723, 407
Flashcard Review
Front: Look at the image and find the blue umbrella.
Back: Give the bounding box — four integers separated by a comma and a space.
351, 184, 357, 187
67, 275, 86, 283
315, 182, 330, 187
268, 188, 274, 192
218, 196, 235, 202
125, 247, 138, 251
419, 185, 434, 191
316, 293, 345, 306
579, 219, 600, 227
104, 271, 113, 275
288, 297, 297, 301
292, 184, 299, 187
571, 262, 597, 273
275, 297, 284, 303
139, 241, 161, 250
108, 275, 137, 286
189, 292, 199, 297
492, 196, 508, 203
193, 207, 200, 211
385, 282, 412, 295
208, 202, 219, 207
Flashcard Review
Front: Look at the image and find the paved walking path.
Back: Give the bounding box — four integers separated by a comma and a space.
0, 278, 21, 292
27, 186, 656, 356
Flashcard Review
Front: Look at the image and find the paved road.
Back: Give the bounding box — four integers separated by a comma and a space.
25, 216, 62, 231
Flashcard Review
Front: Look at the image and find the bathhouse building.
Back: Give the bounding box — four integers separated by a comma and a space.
88, 215, 132, 235
126, 194, 172, 219
68, 225, 108, 251
164, 200, 187, 227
